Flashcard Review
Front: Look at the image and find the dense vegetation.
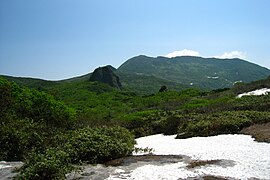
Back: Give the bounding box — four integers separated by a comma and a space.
177, 111, 270, 138
0, 78, 75, 160
0, 75, 270, 179
0, 78, 135, 179
20, 127, 135, 179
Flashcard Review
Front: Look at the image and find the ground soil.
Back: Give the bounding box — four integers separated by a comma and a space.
240, 122, 270, 143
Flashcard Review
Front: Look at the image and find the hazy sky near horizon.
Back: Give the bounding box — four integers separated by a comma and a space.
1, 0, 270, 80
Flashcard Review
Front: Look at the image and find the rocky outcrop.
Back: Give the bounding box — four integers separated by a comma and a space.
89, 66, 122, 89
159, 85, 168, 92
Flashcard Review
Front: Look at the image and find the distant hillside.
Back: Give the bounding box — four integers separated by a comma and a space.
0, 75, 59, 91
1, 55, 270, 95
115, 71, 188, 95
117, 55, 270, 90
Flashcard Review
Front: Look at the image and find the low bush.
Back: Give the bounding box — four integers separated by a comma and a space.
177, 111, 270, 138
0, 118, 46, 160
162, 115, 185, 135
20, 148, 72, 180
20, 126, 135, 180
120, 110, 161, 137
0, 77, 76, 161
61, 126, 135, 164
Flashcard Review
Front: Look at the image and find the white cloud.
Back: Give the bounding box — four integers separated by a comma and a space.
164, 49, 200, 58
214, 51, 247, 59
164, 50, 247, 60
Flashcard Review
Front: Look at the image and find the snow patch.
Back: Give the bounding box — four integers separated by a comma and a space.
126, 134, 270, 180
119, 162, 197, 180
237, 88, 270, 98
207, 76, 219, 79
233, 80, 242, 85
0, 161, 12, 169
114, 169, 125, 173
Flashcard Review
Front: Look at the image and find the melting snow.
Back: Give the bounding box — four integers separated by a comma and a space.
233, 80, 243, 85
108, 134, 270, 180
237, 88, 270, 98
207, 76, 219, 79
0, 161, 12, 169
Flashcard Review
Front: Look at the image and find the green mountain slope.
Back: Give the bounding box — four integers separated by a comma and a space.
116, 71, 188, 95
2, 55, 270, 95
118, 55, 270, 89
0, 75, 59, 90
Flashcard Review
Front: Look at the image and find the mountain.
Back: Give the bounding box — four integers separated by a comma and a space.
1, 55, 270, 95
117, 55, 270, 90
90, 65, 122, 89
2, 64, 270, 179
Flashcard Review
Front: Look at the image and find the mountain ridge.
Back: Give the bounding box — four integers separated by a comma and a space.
117, 55, 270, 90
1, 55, 270, 94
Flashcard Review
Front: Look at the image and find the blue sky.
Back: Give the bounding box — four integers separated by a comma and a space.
1, 0, 270, 80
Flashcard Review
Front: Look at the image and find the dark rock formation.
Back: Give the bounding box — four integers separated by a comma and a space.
159, 85, 168, 92
90, 66, 122, 89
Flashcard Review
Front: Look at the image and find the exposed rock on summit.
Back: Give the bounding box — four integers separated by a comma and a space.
89, 66, 122, 89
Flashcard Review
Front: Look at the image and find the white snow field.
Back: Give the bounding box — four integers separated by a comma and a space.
108, 134, 270, 180
237, 88, 270, 98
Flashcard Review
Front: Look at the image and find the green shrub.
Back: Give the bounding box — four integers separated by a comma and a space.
232, 94, 270, 111
177, 111, 270, 138
14, 88, 76, 128
0, 77, 76, 129
0, 118, 46, 160
162, 115, 186, 135
0, 78, 76, 161
20, 126, 135, 180
20, 148, 72, 180
120, 110, 160, 137
62, 126, 135, 164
